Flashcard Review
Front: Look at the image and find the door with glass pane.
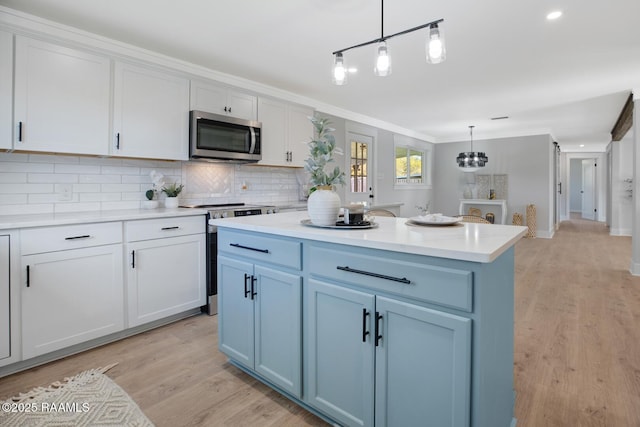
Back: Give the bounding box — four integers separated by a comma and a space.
345, 132, 374, 205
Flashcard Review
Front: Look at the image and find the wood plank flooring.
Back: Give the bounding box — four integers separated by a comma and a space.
1, 217, 640, 426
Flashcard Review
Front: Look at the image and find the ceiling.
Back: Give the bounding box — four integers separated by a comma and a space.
2, 0, 639, 152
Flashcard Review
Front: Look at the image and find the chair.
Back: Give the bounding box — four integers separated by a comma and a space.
367, 209, 396, 217
468, 207, 482, 217
457, 214, 491, 224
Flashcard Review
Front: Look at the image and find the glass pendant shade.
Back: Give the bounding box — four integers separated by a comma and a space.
457, 126, 488, 171
374, 42, 391, 76
426, 23, 446, 64
332, 52, 347, 85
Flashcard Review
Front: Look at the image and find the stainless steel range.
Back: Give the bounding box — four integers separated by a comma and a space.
180, 203, 277, 315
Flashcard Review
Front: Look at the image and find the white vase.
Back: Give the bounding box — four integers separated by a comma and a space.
142, 200, 159, 209
307, 186, 341, 226
164, 197, 179, 209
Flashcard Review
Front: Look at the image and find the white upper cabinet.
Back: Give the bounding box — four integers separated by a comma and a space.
191, 80, 257, 121
0, 30, 11, 150
13, 36, 111, 155
258, 97, 313, 167
113, 62, 190, 160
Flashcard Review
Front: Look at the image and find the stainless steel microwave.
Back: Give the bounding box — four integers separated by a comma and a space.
189, 110, 262, 163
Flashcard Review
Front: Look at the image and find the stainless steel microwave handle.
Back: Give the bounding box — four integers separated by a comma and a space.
249, 127, 256, 154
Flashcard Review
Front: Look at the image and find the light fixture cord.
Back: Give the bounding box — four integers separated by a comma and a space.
380, 0, 384, 39
469, 126, 475, 151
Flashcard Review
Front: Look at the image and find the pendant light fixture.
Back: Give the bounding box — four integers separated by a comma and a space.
456, 126, 488, 172
332, 0, 445, 84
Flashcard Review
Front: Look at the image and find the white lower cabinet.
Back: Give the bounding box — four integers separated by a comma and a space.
0, 235, 10, 360
125, 216, 206, 327
21, 244, 124, 359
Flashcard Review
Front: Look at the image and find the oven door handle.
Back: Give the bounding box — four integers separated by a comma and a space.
229, 243, 269, 254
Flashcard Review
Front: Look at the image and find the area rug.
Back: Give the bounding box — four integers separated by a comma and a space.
0, 363, 154, 426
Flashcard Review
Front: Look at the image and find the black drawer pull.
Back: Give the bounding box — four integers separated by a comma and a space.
26, 265, 30, 287
131, 250, 136, 268
336, 266, 411, 284
64, 235, 91, 240
161, 226, 180, 231
230, 243, 269, 254
362, 308, 370, 342
116, 132, 120, 150
18, 121, 23, 142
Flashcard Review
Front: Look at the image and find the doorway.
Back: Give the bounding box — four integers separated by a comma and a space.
345, 131, 374, 205
568, 157, 597, 221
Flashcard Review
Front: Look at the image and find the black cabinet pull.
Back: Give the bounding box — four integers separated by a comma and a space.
26, 265, 30, 287
375, 312, 383, 347
161, 226, 180, 231
64, 235, 91, 240
116, 132, 120, 150
244, 273, 251, 298
18, 121, 23, 142
228, 107, 231, 114
131, 250, 135, 268
362, 308, 370, 342
251, 275, 257, 300
229, 243, 269, 254
336, 266, 411, 284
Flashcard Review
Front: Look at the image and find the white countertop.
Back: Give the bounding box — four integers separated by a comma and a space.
0, 208, 208, 230
210, 211, 528, 263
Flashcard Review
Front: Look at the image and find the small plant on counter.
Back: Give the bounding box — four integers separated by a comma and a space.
162, 182, 184, 197
304, 116, 345, 192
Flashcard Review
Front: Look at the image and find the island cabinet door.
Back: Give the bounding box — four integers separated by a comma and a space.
253, 265, 302, 398
374, 296, 471, 427
306, 279, 375, 427
218, 256, 255, 369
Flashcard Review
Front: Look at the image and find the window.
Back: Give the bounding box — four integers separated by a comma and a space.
350, 140, 368, 193
395, 146, 425, 185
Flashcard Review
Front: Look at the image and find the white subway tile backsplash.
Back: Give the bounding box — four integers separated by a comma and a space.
0, 173, 27, 183
0, 153, 304, 216
28, 173, 78, 184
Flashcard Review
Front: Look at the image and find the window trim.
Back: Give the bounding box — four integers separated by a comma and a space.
393, 139, 432, 190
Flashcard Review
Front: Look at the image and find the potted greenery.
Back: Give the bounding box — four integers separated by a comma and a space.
305, 116, 345, 226
162, 181, 184, 209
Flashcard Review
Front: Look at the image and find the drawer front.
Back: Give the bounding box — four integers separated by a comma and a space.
21, 222, 122, 255
309, 245, 473, 312
125, 215, 205, 242
218, 229, 302, 270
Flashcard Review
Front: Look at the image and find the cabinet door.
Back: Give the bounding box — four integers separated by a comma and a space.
0, 31, 11, 150
287, 104, 313, 167
14, 36, 110, 155
254, 265, 302, 397
218, 255, 255, 369
126, 234, 206, 327
306, 279, 375, 427
257, 97, 288, 166
21, 245, 124, 359
227, 90, 258, 121
375, 297, 471, 427
0, 236, 8, 360
190, 81, 257, 121
113, 62, 189, 160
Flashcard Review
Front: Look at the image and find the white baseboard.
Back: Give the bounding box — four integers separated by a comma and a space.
630, 261, 640, 276
610, 228, 632, 236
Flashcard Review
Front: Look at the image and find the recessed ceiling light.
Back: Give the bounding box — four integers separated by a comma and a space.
579, 144, 585, 147
547, 10, 563, 20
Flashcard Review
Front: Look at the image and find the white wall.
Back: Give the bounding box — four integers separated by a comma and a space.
0, 152, 302, 215
608, 132, 634, 235
433, 134, 554, 237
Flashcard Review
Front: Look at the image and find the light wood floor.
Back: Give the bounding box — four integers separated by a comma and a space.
1, 217, 640, 426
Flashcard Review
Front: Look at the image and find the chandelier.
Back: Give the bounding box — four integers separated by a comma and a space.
332, 0, 446, 85
457, 126, 488, 172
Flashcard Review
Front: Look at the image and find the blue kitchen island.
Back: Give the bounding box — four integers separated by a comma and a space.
211, 211, 527, 427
